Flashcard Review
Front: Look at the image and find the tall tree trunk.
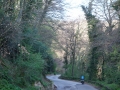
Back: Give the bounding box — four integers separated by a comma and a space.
16, 0, 24, 23
71, 36, 77, 76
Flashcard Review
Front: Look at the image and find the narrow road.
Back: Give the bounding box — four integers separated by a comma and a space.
47, 75, 98, 90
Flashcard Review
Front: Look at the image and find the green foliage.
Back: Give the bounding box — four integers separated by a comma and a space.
109, 46, 120, 63
62, 61, 89, 81
0, 9, 4, 19
0, 0, 56, 89
22, 86, 38, 90
9, 52, 44, 88
0, 54, 44, 89
103, 46, 120, 85
0, 43, 54, 89
38, 25, 56, 46
112, 0, 120, 11
30, 41, 56, 73
31, 42, 48, 57
96, 81, 120, 90
82, 4, 101, 81
116, 69, 120, 85
107, 83, 119, 90
81, 5, 95, 20
81, 1, 120, 90
104, 67, 116, 83
87, 47, 102, 80
0, 79, 21, 90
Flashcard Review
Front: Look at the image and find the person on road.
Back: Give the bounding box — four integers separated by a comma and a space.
81, 75, 84, 80
80, 75, 85, 84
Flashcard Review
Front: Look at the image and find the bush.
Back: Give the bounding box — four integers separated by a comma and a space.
107, 83, 119, 90
16, 53, 44, 86
23, 86, 38, 90
0, 79, 21, 90
115, 71, 120, 85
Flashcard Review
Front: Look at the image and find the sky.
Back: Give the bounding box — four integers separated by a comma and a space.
63, 0, 90, 20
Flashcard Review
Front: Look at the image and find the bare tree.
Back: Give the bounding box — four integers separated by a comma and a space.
92, 0, 118, 34
54, 19, 88, 76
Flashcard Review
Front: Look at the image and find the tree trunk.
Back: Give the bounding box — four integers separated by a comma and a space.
71, 36, 77, 77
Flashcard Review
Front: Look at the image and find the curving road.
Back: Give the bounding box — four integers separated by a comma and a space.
47, 75, 98, 90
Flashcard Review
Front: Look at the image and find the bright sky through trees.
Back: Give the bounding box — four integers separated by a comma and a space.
64, 0, 89, 20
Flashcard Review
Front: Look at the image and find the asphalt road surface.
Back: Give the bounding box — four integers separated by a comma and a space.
47, 75, 98, 90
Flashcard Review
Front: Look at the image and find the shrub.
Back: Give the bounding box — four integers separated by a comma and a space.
107, 83, 119, 90
0, 79, 21, 90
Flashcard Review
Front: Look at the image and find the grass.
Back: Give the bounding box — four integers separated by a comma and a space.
93, 81, 120, 90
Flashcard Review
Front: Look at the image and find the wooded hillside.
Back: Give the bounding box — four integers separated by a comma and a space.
0, 0, 120, 90
0, 0, 63, 89
61, 0, 120, 89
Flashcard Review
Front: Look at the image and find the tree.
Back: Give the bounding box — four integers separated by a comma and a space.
55, 19, 88, 77
82, 1, 120, 86
82, 0, 105, 80
0, 0, 65, 89
92, 0, 119, 37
